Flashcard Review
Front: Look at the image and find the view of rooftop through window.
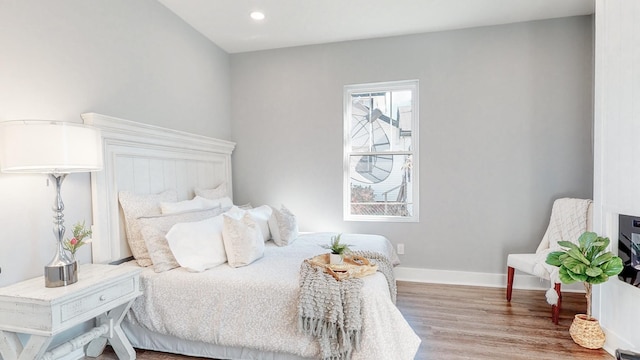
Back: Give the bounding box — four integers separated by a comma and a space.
344, 80, 418, 221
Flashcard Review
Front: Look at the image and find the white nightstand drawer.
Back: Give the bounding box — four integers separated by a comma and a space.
60, 276, 136, 322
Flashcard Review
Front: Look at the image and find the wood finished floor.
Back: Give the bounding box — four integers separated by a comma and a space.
93, 282, 613, 360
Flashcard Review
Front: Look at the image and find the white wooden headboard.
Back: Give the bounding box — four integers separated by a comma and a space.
82, 113, 235, 264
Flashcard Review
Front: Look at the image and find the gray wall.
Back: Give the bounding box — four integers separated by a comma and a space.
0, 0, 230, 138
0, 0, 231, 287
231, 16, 594, 274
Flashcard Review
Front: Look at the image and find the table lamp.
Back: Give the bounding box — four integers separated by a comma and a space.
0, 120, 103, 287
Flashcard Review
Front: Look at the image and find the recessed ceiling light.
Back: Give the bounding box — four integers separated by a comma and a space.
250, 11, 265, 21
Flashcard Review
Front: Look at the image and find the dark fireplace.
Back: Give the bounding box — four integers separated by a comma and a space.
618, 214, 640, 287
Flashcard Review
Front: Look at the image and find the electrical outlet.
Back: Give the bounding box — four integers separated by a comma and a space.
397, 243, 405, 255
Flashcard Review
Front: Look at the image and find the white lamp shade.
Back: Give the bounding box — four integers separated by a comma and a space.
0, 121, 103, 174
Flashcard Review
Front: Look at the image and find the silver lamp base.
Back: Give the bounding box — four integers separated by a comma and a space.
44, 173, 79, 288
45, 261, 78, 288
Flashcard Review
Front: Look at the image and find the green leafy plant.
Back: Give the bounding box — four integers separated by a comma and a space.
322, 234, 352, 256
546, 231, 624, 320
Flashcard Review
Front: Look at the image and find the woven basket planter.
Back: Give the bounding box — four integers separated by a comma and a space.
569, 314, 605, 349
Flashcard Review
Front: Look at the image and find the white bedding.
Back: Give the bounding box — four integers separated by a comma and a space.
125, 232, 420, 359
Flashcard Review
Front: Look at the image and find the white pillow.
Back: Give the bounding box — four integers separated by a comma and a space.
249, 205, 273, 242
238, 203, 253, 210
222, 212, 264, 268
226, 205, 273, 242
166, 215, 227, 272
203, 196, 233, 209
138, 207, 226, 272
118, 189, 177, 267
268, 205, 299, 247
160, 196, 218, 214
195, 183, 227, 200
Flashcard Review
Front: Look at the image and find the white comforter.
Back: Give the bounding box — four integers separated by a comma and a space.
127, 232, 420, 359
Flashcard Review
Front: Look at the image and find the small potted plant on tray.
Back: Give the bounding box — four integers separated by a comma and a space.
322, 234, 352, 265
545, 231, 623, 349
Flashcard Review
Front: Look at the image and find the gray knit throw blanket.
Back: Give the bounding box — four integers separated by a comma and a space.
298, 251, 396, 360
352, 250, 397, 304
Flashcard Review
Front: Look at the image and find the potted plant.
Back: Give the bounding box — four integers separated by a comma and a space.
545, 231, 623, 349
62, 220, 92, 261
322, 234, 352, 265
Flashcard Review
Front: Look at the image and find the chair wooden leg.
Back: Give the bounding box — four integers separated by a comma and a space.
552, 282, 562, 324
506, 266, 515, 301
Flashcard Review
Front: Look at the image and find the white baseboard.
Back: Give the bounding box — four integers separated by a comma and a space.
603, 327, 636, 357
393, 266, 584, 292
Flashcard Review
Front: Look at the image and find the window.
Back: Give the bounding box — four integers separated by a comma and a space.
344, 80, 419, 222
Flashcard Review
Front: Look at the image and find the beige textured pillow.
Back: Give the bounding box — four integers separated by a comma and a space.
119, 190, 177, 267
195, 183, 227, 200
225, 205, 273, 242
268, 205, 299, 247
140, 225, 179, 273
138, 207, 226, 272
222, 212, 264, 268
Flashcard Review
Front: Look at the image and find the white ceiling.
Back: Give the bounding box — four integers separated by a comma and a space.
158, 0, 595, 54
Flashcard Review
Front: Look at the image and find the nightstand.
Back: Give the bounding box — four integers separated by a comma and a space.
0, 264, 141, 360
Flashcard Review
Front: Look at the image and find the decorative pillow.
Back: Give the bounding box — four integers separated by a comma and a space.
138, 207, 226, 272
248, 205, 273, 242
195, 183, 227, 200
202, 196, 234, 209
118, 189, 177, 267
222, 212, 265, 268
165, 215, 227, 272
226, 205, 273, 242
238, 203, 253, 210
268, 205, 299, 247
160, 196, 219, 214
139, 225, 180, 273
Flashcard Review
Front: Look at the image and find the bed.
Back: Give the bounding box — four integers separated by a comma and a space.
83, 113, 420, 359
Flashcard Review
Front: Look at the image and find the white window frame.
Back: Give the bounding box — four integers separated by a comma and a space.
343, 80, 419, 222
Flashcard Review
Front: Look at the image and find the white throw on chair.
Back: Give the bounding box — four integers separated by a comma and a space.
506, 198, 592, 324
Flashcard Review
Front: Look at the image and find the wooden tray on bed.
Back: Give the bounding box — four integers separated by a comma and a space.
307, 253, 378, 281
